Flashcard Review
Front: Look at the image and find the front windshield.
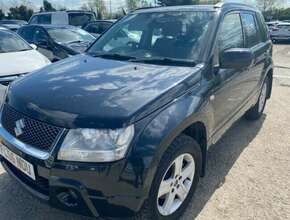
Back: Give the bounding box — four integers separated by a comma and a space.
47, 28, 95, 44
88, 11, 215, 64
0, 30, 31, 53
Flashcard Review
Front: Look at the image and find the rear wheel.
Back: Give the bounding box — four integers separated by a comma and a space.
245, 76, 269, 121
134, 134, 202, 220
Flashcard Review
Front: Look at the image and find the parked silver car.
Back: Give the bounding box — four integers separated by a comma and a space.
270, 22, 290, 42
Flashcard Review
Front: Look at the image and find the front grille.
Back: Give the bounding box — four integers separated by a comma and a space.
1, 104, 64, 151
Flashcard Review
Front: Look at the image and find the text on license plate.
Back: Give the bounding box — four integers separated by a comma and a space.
0, 144, 35, 180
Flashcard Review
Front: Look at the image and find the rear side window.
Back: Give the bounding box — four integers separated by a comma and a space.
219, 13, 244, 52
256, 13, 269, 42
18, 26, 34, 42
241, 13, 261, 48
69, 13, 95, 27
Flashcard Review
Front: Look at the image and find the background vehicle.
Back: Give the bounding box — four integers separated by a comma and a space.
82, 20, 116, 38
0, 27, 50, 85
29, 11, 96, 27
0, 3, 273, 220
270, 22, 290, 42
18, 24, 96, 62
0, 19, 28, 31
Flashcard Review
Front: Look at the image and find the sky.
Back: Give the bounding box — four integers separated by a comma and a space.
0, 0, 130, 12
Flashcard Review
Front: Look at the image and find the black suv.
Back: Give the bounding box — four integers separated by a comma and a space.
0, 3, 273, 220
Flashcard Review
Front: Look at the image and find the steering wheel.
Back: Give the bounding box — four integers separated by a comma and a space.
127, 41, 139, 49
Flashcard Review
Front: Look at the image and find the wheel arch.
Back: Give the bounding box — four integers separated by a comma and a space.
182, 121, 208, 177
266, 68, 273, 99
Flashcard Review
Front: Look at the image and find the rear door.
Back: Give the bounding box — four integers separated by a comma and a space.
240, 12, 268, 96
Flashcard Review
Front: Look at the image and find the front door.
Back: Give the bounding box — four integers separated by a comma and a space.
211, 12, 248, 135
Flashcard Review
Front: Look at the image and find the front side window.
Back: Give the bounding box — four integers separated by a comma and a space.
0, 31, 31, 53
69, 13, 95, 27
29, 16, 38, 24
88, 11, 215, 64
47, 28, 95, 44
218, 13, 244, 53
241, 13, 260, 48
37, 14, 52, 24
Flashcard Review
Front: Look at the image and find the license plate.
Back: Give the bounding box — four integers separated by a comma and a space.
0, 144, 35, 180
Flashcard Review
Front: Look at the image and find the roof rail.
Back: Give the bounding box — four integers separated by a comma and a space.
214, 2, 256, 9
134, 6, 163, 11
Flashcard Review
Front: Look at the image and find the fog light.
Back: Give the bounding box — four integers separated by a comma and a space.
57, 189, 78, 207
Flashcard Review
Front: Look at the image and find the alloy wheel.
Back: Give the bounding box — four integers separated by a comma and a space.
157, 153, 195, 216
258, 82, 267, 113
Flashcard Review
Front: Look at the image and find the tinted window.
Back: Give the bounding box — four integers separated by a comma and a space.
30, 14, 51, 24
69, 13, 95, 27
29, 16, 38, 24
0, 30, 31, 53
39, 14, 51, 24
241, 13, 260, 48
47, 28, 95, 44
85, 22, 112, 34
219, 13, 244, 52
88, 11, 215, 63
18, 26, 34, 42
256, 13, 269, 42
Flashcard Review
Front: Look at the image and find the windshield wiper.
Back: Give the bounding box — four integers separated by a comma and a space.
129, 57, 196, 67
90, 53, 136, 61
18, 49, 31, 52
68, 40, 83, 44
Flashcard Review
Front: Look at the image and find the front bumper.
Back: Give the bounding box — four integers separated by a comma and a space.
0, 124, 146, 218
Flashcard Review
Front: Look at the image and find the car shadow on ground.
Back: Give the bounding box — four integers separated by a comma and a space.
0, 115, 266, 220
182, 115, 266, 220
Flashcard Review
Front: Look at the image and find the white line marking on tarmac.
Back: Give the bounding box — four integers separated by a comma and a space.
274, 75, 290, 79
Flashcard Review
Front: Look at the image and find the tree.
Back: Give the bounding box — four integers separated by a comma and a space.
81, 0, 107, 19
158, 0, 199, 6
0, 9, 5, 20
40, 0, 56, 12
257, 0, 276, 12
127, 0, 139, 10
7, 5, 34, 21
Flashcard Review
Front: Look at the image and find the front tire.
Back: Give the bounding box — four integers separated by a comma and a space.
134, 134, 202, 220
245, 76, 269, 121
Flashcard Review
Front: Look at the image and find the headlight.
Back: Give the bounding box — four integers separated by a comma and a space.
58, 125, 134, 162
1, 85, 9, 109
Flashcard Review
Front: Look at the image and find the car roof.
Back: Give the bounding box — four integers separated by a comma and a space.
133, 2, 257, 14
32, 10, 94, 15
22, 24, 78, 29
0, 19, 26, 22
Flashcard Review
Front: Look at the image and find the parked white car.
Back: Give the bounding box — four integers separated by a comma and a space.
28, 10, 96, 27
0, 28, 51, 85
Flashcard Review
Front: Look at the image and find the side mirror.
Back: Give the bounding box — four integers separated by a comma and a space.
220, 48, 254, 69
30, 44, 37, 50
